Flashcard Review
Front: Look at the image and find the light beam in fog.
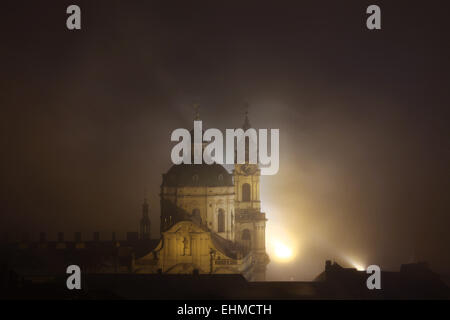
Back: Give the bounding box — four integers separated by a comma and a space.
344, 256, 366, 271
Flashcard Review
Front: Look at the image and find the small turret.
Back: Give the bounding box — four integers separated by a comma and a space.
140, 198, 151, 240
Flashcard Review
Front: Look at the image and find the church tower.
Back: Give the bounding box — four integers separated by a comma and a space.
233, 106, 269, 280
140, 198, 151, 240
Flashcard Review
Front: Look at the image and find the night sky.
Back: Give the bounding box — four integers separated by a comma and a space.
1, 0, 449, 280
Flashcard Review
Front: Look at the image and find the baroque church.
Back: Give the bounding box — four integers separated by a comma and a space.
135, 110, 270, 280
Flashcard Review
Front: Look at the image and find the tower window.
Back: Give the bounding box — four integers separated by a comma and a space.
242, 229, 251, 240
218, 174, 223, 182
242, 183, 251, 202
218, 209, 225, 233
192, 174, 199, 183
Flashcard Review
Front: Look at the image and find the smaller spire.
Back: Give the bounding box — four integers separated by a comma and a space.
193, 103, 200, 121
140, 198, 150, 240
243, 102, 251, 130
142, 198, 149, 218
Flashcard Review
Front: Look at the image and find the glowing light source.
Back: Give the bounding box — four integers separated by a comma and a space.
264, 218, 298, 264
342, 255, 366, 271
348, 259, 366, 271
273, 241, 293, 261
353, 263, 366, 271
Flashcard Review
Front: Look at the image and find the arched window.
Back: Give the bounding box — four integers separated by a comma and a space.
241, 229, 251, 252
192, 208, 202, 225
242, 183, 251, 202
242, 229, 251, 240
217, 209, 225, 233
192, 174, 199, 184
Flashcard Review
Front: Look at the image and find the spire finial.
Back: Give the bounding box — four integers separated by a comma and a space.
193, 103, 200, 121
243, 102, 251, 130
142, 197, 149, 217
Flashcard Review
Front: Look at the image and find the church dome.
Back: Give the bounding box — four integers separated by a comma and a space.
162, 163, 233, 187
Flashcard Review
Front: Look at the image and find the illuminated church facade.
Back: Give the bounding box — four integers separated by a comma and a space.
135, 112, 270, 280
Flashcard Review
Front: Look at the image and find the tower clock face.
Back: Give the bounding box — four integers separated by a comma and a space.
240, 163, 257, 176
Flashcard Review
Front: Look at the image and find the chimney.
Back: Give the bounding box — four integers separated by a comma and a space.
39, 232, 46, 242
58, 232, 64, 242
93, 232, 100, 242
74, 232, 82, 242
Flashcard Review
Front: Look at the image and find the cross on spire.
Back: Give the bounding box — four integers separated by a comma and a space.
193, 104, 200, 121
243, 102, 251, 130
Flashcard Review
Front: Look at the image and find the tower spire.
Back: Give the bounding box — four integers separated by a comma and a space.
193, 103, 200, 121
243, 102, 251, 130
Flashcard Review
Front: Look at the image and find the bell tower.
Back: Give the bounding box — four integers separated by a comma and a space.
233, 105, 269, 280
234, 104, 261, 212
